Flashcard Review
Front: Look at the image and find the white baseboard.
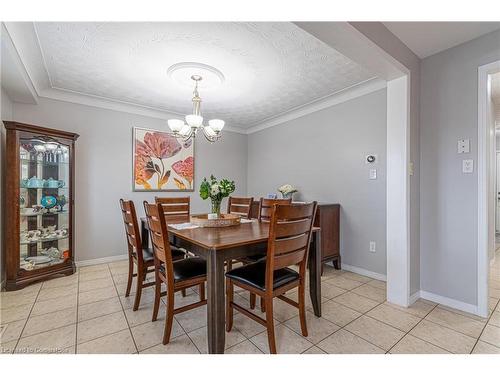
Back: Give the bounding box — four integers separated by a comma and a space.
409, 291, 421, 305
419, 290, 479, 315
75, 254, 128, 268
340, 263, 386, 281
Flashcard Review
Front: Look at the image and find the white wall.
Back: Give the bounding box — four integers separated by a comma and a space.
11, 97, 247, 262
420, 30, 500, 305
1, 88, 13, 283
247, 89, 387, 276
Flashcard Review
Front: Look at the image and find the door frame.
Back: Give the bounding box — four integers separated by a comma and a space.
477, 59, 500, 318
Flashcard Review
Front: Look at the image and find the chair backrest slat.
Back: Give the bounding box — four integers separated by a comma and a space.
119, 199, 144, 264
144, 201, 174, 280
227, 196, 254, 218
155, 197, 190, 223
265, 202, 317, 287
258, 198, 292, 222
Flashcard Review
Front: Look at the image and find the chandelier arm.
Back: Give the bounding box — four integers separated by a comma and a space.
201, 126, 221, 143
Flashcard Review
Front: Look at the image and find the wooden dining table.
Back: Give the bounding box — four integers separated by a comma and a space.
140, 218, 322, 354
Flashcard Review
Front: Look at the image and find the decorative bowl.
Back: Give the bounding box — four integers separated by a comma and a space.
190, 213, 241, 228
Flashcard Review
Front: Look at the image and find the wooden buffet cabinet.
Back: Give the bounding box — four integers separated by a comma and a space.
250, 201, 341, 271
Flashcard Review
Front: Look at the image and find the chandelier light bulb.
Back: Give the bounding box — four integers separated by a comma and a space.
208, 119, 225, 132
168, 119, 184, 132
185, 114, 203, 128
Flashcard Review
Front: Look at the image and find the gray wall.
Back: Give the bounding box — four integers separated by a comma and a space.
420, 30, 500, 305
247, 89, 387, 276
11, 97, 248, 262
1, 88, 13, 283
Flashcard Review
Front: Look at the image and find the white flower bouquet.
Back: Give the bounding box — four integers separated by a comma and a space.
278, 184, 298, 199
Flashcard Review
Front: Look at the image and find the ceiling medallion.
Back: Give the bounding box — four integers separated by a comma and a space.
167, 62, 225, 90
167, 74, 225, 143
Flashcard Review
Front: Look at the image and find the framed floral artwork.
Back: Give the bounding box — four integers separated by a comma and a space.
133, 127, 194, 191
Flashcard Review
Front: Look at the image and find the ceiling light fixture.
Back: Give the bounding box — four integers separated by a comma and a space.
168, 75, 224, 143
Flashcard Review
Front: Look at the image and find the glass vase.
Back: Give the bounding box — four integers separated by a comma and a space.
211, 198, 222, 217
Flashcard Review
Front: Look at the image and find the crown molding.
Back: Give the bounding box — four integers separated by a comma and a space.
245, 78, 387, 134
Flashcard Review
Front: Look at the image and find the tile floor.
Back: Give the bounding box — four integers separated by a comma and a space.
1, 250, 500, 354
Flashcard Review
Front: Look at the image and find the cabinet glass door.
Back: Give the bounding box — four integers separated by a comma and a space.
19, 136, 71, 271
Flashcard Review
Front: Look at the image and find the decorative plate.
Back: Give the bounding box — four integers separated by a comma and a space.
25, 256, 52, 264
41, 195, 57, 209
190, 213, 241, 228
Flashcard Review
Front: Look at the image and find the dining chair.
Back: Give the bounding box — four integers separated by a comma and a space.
119, 199, 186, 311
155, 196, 190, 223
225, 201, 317, 354
144, 201, 207, 345
227, 196, 254, 218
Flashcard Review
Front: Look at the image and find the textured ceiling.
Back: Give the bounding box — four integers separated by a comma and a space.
33, 22, 376, 129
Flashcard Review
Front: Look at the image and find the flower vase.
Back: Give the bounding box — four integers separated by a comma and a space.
281, 192, 293, 200
211, 199, 222, 217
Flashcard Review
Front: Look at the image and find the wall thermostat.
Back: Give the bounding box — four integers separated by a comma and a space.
366, 154, 377, 164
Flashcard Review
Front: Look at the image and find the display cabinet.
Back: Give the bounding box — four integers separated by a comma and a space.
3, 121, 79, 290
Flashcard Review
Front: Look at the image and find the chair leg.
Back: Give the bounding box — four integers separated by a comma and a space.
162, 289, 175, 345
199, 282, 205, 301
250, 293, 256, 309
298, 281, 308, 337
181, 289, 187, 297
226, 279, 234, 332
133, 267, 144, 311
264, 297, 277, 354
125, 258, 133, 297
260, 297, 265, 312
152, 273, 162, 322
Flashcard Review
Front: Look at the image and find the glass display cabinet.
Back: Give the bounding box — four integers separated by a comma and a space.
4, 121, 79, 290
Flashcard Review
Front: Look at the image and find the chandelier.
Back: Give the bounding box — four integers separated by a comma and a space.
167, 75, 224, 143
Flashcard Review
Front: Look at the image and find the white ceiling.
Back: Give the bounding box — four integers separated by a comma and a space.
31, 22, 377, 129
384, 22, 500, 59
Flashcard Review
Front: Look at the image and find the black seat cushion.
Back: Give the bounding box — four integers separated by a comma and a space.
135, 247, 185, 262
160, 257, 206, 282
225, 261, 299, 291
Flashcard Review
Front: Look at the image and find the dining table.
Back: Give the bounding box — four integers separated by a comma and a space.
140, 217, 322, 354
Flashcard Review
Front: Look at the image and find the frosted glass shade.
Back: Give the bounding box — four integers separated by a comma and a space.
180, 125, 191, 136
208, 119, 225, 132
185, 114, 203, 128
168, 119, 184, 132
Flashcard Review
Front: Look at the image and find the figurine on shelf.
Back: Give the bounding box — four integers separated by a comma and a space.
56, 194, 67, 212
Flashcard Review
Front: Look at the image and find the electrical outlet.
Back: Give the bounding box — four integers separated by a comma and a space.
369, 241, 376, 253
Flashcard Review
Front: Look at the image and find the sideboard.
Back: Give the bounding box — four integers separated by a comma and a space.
249, 201, 341, 271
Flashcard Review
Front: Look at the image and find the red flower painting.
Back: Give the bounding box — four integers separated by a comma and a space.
134, 129, 193, 190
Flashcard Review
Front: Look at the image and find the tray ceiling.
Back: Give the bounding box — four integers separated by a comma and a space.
33, 22, 377, 129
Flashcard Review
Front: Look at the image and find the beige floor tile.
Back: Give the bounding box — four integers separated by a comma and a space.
472, 340, 500, 354
0, 292, 38, 309
0, 339, 17, 354
317, 329, 384, 354
315, 284, 347, 299
341, 272, 373, 283
366, 304, 421, 332
321, 300, 362, 327
366, 279, 386, 290
284, 311, 340, 344
489, 297, 499, 312
345, 315, 405, 351
479, 324, 500, 348
77, 311, 128, 344
320, 265, 343, 279
488, 311, 500, 327
250, 324, 313, 354
389, 335, 450, 354
302, 345, 327, 354
272, 299, 300, 322
188, 326, 247, 354
0, 303, 32, 324
410, 320, 476, 353
79, 277, 115, 293
15, 324, 76, 354
23, 307, 76, 338
78, 287, 117, 305
490, 288, 500, 299
2, 283, 41, 296
231, 312, 268, 338
109, 265, 130, 276
437, 304, 488, 322
77, 329, 137, 354
108, 259, 129, 269
78, 297, 123, 322
124, 303, 165, 327
41, 274, 78, 289
333, 292, 380, 314
31, 294, 77, 317
325, 276, 363, 291
0, 319, 26, 343
130, 318, 184, 351
37, 285, 77, 302
139, 334, 200, 354
111, 273, 135, 285
120, 291, 155, 310
175, 305, 207, 333
425, 307, 486, 338
351, 284, 387, 303
385, 299, 436, 318
224, 339, 263, 354
78, 269, 111, 282
78, 264, 109, 274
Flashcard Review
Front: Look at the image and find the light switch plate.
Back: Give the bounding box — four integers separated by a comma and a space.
458, 139, 470, 154
463, 159, 474, 173
369, 169, 377, 180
